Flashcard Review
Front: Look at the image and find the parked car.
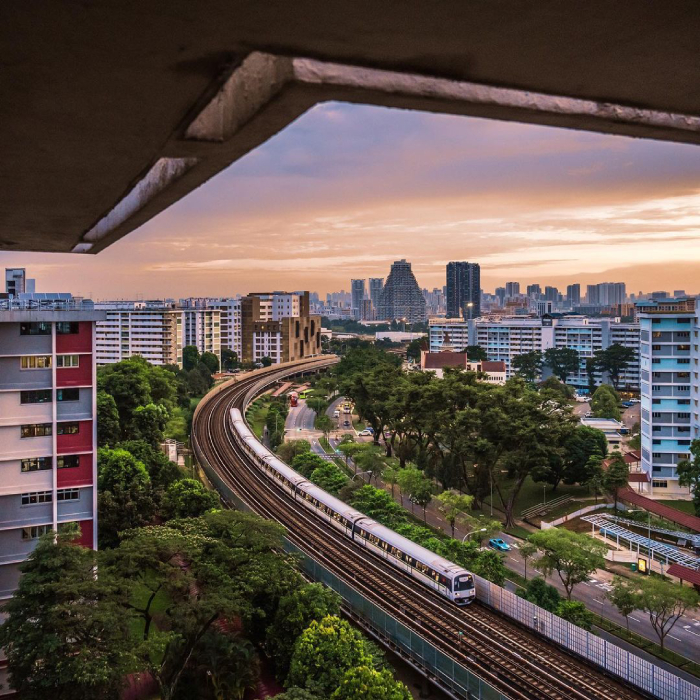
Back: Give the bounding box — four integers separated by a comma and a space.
584, 411, 593, 418
344, 420, 351, 427
621, 401, 633, 408
358, 429, 373, 436
488, 538, 510, 552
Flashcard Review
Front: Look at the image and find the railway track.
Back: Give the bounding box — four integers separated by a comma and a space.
193, 361, 644, 700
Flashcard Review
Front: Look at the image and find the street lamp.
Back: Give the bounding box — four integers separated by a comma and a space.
462, 527, 487, 543
353, 470, 372, 483
466, 301, 474, 321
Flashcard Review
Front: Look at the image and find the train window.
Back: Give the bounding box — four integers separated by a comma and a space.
454, 575, 474, 591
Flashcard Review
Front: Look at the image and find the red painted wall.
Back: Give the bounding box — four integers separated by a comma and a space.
76, 519, 94, 549
56, 352, 92, 387
56, 321, 93, 353
57, 452, 93, 488
57, 420, 92, 454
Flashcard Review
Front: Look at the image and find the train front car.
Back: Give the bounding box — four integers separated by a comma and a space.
452, 570, 476, 605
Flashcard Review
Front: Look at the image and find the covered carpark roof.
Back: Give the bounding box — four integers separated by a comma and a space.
2, 2, 700, 255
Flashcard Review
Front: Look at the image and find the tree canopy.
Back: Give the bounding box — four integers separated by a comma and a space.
543, 347, 580, 383
591, 384, 621, 421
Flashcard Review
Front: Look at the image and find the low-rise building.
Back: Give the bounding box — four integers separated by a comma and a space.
419, 351, 506, 383
580, 417, 626, 451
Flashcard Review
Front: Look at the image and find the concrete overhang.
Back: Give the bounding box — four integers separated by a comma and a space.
3, 2, 700, 254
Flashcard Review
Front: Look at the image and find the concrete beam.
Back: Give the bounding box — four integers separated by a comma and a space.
79, 52, 700, 254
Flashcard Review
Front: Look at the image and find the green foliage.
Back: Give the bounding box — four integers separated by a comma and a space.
543, 347, 580, 383
331, 666, 412, 700
287, 616, 374, 696
0, 526, 140, 700
538, 375, 575, 400
603, 452, 630, 509
199, 351, 219, 374
182, 345, 200, 371
309, 462, 349, 495
677, 440, 700, 516
163, 478, 220, 519
591, 384, 621, 420
607, 576, 639, 632
275, 690, 322, 700
466, 345, 488, 362
97, 390, 121, 447
117, 439, 182, 489
260, 356, 274, 367
527, 528, 606, 599
397, 466, 432, 520
98, 447, 150, 492
584, 454, 606, 503
517, 577, 561, 612
266, 583, 341, 677
512, 350, 543, 382
315, 414, 334, 437
405, 337, 425, 363
436, 490, 474, 537
132, 402, 170, 447
306, 396, 327, 415
277, 439, 312, 463
221, 348, 239, 371
292, 452, 329, 478
556, 600, 595, 630
593, 343, 636, 390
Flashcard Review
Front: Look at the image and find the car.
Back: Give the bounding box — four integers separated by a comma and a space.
333, 410, 340, 417
584, 411, 593, 418
621, 401, 633, 408
574, 395, 589, 403
488, 538, 510, 552
344, 420, 350, 427
358, 429, 373, 436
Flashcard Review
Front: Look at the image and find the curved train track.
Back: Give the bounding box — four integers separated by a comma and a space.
192, 359, 644, 700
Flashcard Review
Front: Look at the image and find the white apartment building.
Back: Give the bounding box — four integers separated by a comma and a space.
637, 297, 699, 497
207, 298, 242, 356
429, 315, 640, 389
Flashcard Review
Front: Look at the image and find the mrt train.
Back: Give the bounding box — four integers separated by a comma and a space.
229, 408, 476, 605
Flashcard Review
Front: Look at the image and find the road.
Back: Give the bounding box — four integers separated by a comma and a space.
285, 399, 316, 432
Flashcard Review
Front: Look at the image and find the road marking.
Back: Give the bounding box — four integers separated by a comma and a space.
669, 635, 682, 642
582, 582, 591, 587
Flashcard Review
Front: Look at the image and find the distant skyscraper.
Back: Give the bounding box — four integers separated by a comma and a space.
377, 260, 426, 323
526, 284, 542, 298
369, 278, 384, 312
544, 286, 558, 302
495, 287, 506, 306
446, 262, 480, 319
566, 284, 581, 305
351, 279, 366, 318
505, 281, 520, 298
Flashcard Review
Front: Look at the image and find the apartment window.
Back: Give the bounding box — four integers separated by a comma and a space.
652, 345, 661, 351
652, 480, 668, 489
652, 412, 662, 418
20, 355, 51, 369
653, 439, 661, 445
652, 426, 662, 432
57, 488, 80, 501
56, 354, 79, 368
678, 412, 691, 419
652, 399, 661, 405
21, 423, 52, 438
21, 457, 51, 472
679, 440, 691, 446
678, 358, 690, 364
677, 318, 691, 324
57, 422, 79, 435
677, 331, 690, 338
20, 389, 52, 404
57, 455, 80, 469
678, 399, 691, 405
20, 322, 51, 336
22, 524, 52, 539
57, 388, 80, 402
652, 453, 663, 458
678, 345, 691, 351
56, 322, 79, 334
21, 491, 52, 505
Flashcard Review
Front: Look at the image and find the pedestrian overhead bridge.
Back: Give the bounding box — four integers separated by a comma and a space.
3, 2, 700, 255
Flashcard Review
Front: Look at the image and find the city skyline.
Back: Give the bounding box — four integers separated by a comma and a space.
3, 103, 700, 298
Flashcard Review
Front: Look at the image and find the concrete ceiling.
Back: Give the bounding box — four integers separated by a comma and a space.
3, 1, 700, 254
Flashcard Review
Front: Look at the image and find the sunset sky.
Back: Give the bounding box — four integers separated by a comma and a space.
4, 102, 700, 299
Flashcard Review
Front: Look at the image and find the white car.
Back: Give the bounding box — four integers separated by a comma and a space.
358, 429, 373, 436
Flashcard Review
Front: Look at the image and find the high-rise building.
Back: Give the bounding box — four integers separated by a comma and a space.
369, 278, 384, 313
351, 279, 366, 318
495, 287, 506, 306
586, 282, 626, 306
505, 281, 520, 298
544, 286, 559, 303
446, 262, 480, 319
360, 299, 374, 321
5, 268, 35, 296
0, 299, 103, 603
637, 296, 699, 497
207, 298, 242, 358
567, 284, 581, 306
526, 284, 542, 299
377, 260, 426, 323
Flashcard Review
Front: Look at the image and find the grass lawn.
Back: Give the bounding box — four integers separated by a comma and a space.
352, 419, 366, 431
246, 395, 272, 439
319, 436, 333, 452
657, 500, 696, 515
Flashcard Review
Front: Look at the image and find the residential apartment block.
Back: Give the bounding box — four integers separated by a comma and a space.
637, 297, 699, 497
429, 315, 640, 389
0, 302, 103, 602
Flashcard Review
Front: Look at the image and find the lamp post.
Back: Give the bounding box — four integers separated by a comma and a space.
462, 527, 487, 544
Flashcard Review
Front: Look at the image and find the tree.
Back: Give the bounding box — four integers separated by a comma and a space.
310, 463, 348, 496
292, 452, 329, 478
527, 529, 606, 599
182, 345, 200, 371
277, 439, 311, 464
556, 600, 595, 630
584, 454, 605, 504
608, 576, 638, 633
0, 526, 139, 700
473, 549, 506, 586
436, 490, 474, 537
163, 478, 220, 519
117, 439, 182, 490
266, 583, 341, 677
287, 616, 374, 696
405, 337, 424, 363
543, 347, 580, 383
563, 426, 608, 485
518, 542, 538, 582
338, 441, 364, 473
275, 690, 322, 700
511, 351, 543, 382
594, 344, 636, 390
221, 348, 238, 371
397, 467, 431, 520
591, 384, 621, 420
383, 464, 400, 498
98, 447, 150, 493
315, 414, 333, 440
603, 452, 629, 510
466, 345, 488, 362
538, 375, 575, 401
97, 390, 121, 447
616, 576, 700, 651
306, 396, 327, 415
677, 439, 700, 515
585, 357, 598, 395
260, 355, 273, 367
132, 402, 170, 447
354, 445, 387, 485
517, 577, 561, 612
331, 666, 412, 700
199, 351, 219, 374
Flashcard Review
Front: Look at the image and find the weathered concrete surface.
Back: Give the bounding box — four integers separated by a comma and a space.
2, 1, 700, 253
